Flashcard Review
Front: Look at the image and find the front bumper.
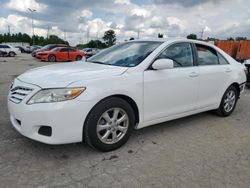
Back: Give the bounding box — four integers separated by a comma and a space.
7, 79, 95, 144
40, 55, 48, 61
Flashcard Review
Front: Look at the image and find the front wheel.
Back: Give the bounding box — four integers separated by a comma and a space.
83, 97, 135, 151
215, 85, 238, 116
48, 55, 56, 62
76, 55, 82, 61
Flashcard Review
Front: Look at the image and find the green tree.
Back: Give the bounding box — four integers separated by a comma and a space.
235, 37, 247, 41
76, 40, 107, 49
227, 37, 234, 41
103, 30, 116, 46
187, 34, 197, 40
158, 33, 163, 38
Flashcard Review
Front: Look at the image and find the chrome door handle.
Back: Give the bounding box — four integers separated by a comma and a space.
189, 72, 199, 77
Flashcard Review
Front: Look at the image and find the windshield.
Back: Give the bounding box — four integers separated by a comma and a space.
41, 45, 52, 50
51, 47, 61, 51
88, 41, 162, 67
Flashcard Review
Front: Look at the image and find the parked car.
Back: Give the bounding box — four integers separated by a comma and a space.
36, 47, 85, 62
15, 46, 30, 53
0, 49, 8, 57
244, 59, 250, 88
29, 45, 41, 53
0, 44, 20, 56
8, 39, 246, 151
32, 44, 68, 57
82, 48, 100, 58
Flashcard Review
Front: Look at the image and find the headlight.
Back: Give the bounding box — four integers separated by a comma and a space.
27, 87, 86, 104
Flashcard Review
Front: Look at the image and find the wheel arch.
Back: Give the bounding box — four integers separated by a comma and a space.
9, 51, 16, 56
230, 82, 240, 97
84, 94, 140, 128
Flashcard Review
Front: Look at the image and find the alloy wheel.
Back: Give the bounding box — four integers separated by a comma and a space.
223, 90, 236, 113
96, 107, 129, 144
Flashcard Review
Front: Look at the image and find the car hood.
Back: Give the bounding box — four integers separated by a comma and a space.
17, 62, 128, 88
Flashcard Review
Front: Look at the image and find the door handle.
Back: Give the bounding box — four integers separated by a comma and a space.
225, 68, 232, 73
189, 72, 199, 77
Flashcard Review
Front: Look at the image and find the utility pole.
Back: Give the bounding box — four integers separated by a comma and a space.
64, 29, 66, 41
47, 26, 50, 39
8, 25, 10, 34
28, 8, 36, 45
200, 28, 205, 40
137, 29, 140, 39
86, 26, 89, 43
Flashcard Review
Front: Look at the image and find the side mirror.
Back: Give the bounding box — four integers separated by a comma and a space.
152, 59, 174, 70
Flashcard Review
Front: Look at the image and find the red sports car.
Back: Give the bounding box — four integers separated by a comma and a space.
37, 47, 85, 62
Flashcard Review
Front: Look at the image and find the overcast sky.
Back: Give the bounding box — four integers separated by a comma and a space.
0, 0, 249, 45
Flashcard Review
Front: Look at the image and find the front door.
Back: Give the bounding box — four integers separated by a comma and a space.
143, 42, 199, 122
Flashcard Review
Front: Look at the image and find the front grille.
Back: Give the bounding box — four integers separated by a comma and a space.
9, 86, 33, 104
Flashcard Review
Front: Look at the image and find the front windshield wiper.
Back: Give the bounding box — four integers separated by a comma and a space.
88, 60, 106, 65
88, 60, 129, 67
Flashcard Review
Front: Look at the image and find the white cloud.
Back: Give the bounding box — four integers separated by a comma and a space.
4, 0, 47, 12
115, 0, 131, 5
80, 10, 92, 18
130, 8, 151, 17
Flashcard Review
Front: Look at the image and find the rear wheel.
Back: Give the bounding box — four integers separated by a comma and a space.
76, 55, 82, 61
215, 85, 238, 116
48, 55, 56, 62
83, 97, 135, 151
9, 52, 15, 57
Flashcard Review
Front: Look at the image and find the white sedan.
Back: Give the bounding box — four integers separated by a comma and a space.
0, 44, 21, 56
8, 39, 246, 151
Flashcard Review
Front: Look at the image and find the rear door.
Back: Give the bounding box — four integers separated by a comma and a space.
195, 44, 232, 109
68, 48, 77, 61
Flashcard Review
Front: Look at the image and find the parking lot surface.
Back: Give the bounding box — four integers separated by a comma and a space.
0, 54, 250, 188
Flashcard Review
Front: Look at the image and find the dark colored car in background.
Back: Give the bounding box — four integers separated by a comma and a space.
81, 48, 100, 58
15, 45, 41, 54
15, 46, 27, 53
29, 45, 41, 53
32, 44, 68, 57
244, 60, 250, 88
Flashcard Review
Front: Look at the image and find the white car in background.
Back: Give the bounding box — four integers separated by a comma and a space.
0, 44, 21, 56
8, 39, 246, 151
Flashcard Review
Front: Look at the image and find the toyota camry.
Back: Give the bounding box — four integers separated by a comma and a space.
8, 39, 246, 151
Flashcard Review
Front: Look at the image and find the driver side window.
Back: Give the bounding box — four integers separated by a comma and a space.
60, 48, 68, 52
158, 43, 193, 67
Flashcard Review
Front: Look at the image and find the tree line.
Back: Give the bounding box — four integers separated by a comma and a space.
0, 33, 68, 46
0, 29, 117, 49
186, 33, 248, 41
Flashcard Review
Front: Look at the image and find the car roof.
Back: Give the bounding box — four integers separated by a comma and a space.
129, 38, 215, 48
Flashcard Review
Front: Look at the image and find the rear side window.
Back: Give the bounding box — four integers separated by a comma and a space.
60, 48, 68, 52
158, 42, 193, 67
218, 52, 229, 65
196, 44, 219, 66
68, 48, 76, 52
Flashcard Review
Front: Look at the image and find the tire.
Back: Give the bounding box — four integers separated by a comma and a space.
76, 55, 82, 61
83, 97, 135, 152
9, 52, 15, 57
48, 55, 56, 62
215, 85, 238, 117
